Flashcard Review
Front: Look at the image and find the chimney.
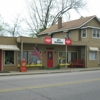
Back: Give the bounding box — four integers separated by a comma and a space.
58, 17, 62, 29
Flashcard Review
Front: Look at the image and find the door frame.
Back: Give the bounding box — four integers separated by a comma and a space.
46, 50, 54, 68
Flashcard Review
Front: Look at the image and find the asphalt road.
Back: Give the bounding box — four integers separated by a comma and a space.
0, 70, 100, 100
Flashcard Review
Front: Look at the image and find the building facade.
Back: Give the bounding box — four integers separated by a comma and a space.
0, 15, 100, 71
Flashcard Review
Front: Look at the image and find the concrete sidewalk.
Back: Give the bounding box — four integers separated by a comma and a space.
0, 67, 100, 76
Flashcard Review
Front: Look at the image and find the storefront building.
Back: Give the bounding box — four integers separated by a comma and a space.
0, 15, 100, 71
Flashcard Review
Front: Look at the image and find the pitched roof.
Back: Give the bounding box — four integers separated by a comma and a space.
39, 15, 97, 35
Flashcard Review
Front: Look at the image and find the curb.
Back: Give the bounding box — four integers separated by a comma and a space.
0, 68, 100, 76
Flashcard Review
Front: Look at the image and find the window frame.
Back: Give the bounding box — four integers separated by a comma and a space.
81, 29, 87, 38
4, 50, 15, 65
29, 51, 41, 64
92, 29, 100, 38
58, 51, 78, 63
65, 32, 70, 38
89, 51, 97, 60
18, 51, 28, 64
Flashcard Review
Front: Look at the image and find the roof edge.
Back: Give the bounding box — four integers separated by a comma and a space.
39, 15, 99, 36
79, 15, 97, 28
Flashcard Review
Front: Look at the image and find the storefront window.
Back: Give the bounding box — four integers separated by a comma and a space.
18, 51, 21, 64
18, 51, 41, 64
5, 51, 14, 64
29, 51, 41, 64
59, 51, 77, 63
18, 51, 28, 64
59, 52, 66, 63
70, 52, 77, 62
23, 51, 28, 63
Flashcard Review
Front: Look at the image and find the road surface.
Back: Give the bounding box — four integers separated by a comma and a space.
0, 70, 100, 100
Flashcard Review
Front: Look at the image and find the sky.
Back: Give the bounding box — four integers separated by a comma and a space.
0, 0, 100, 23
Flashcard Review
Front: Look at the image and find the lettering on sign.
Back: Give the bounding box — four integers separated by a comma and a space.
52, 38, 65, 45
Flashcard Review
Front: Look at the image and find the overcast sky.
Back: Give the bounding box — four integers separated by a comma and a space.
0, 0, 100, 23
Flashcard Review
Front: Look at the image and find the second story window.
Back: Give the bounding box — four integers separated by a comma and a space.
92, 29, 100, 38
81, 29, 87, 38
66, 32, 70, 39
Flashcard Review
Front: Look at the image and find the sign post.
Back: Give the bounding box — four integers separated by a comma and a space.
65, 38, 72, 69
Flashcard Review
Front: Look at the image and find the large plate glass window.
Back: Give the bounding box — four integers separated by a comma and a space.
29, 51, 41, 64
68, 52, 77, 62
5, 51, 14, 65
18, 51, 28, 64
59, 51, 77, 64
59, 52, 66, 63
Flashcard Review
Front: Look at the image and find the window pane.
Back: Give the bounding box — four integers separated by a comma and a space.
89, 51, 97, 60
5, 51, 14, 64
93, 29, 96, 37
71, 52, 77, 62
59, 52, 66, 63
99, 30, 100, 37
18, 51, 28, 64
29, 51, 41, 64
23, 51, 28, 63
82, 29, 86, 37
18, 51, 21, 64
48, 51, 52, 59
97, 30, 99, 37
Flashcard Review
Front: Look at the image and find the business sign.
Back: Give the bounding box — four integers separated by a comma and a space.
65, 38, 72, 45
44, 37, 52, 44
44, 37, 72, 45
52, 38, 65, 45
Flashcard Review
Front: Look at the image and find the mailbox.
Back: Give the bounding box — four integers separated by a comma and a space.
20, 59, 26, 72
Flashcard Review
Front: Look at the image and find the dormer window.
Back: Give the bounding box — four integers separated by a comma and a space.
81, 29, 87, 38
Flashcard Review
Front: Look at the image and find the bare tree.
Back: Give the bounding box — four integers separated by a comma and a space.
0, 15, 9, 36
0, 14, 28, 37
25, 0, 87, 36
7, 14, 24, 37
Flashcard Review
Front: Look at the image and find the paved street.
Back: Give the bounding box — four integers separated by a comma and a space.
0, 70, 100, 100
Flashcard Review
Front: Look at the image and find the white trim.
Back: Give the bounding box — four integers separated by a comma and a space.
39, 27, 80, 35
81, 26, 100, 30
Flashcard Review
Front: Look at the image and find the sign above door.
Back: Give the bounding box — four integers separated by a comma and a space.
44, 37, 72, 45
